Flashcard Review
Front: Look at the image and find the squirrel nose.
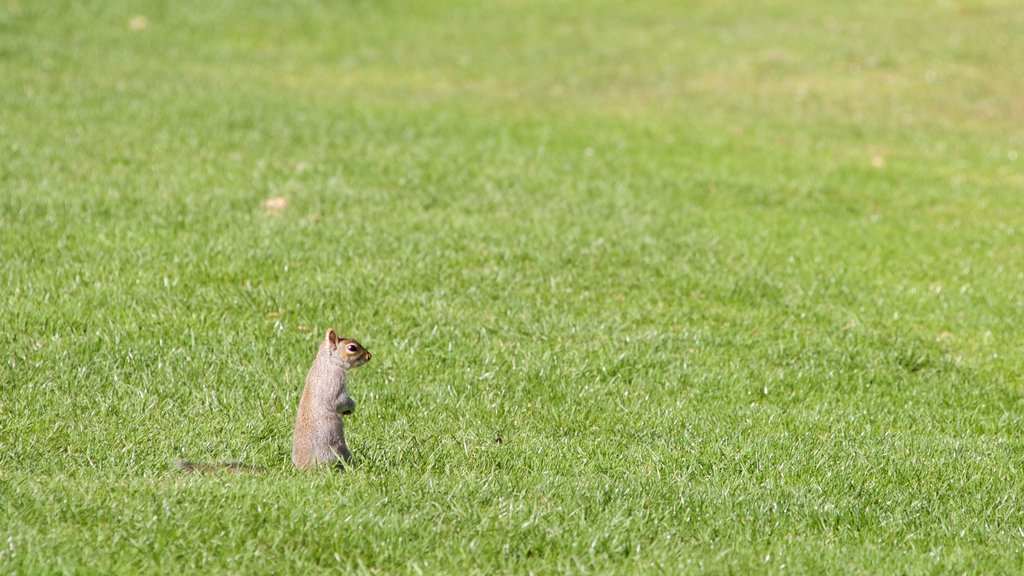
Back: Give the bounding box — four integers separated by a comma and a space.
366, 352, 372, 361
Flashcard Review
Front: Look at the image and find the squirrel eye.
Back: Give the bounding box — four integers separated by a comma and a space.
346, 344, 358, 352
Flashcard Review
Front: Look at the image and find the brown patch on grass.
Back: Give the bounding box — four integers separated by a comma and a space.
129, 16, 149, 31
869, 147, 887, 169
261, 196, 288, 214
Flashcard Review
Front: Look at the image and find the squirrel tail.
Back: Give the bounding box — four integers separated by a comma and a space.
174, 460, 262, 474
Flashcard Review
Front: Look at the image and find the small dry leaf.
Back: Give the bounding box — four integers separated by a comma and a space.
870, 155, 886, 168
261, 196, 288, 214
129, 15, 149, 30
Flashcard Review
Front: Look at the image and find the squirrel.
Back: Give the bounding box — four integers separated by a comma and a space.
175, 328, 372, 473
291, 328, 372, 470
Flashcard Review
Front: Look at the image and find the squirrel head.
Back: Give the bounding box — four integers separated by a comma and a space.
325, 328, 372, 368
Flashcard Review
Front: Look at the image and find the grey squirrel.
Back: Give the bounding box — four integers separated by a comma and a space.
176, 328, 372, 473
291, 328, 372, 469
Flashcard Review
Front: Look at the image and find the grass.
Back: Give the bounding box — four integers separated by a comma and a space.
2, 0, 1024, 572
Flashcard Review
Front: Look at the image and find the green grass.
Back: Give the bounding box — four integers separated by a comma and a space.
3, 0, 1024, 572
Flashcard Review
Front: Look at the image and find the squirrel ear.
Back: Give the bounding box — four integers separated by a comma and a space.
326, 329, 339, 349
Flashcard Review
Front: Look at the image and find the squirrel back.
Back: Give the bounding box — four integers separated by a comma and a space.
291, 329, 372, 470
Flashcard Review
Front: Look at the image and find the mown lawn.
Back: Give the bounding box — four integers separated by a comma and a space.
2, 0, 1023, 573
